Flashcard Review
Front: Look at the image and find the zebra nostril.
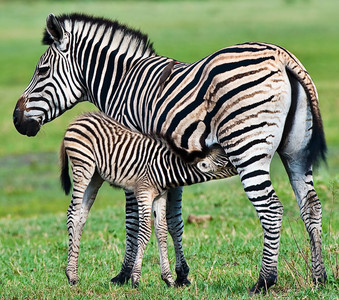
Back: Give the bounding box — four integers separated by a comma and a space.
13, 109, 20, 126
13, 100, 23, 127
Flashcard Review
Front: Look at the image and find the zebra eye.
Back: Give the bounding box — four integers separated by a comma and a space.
37, 66, 50, 76
197, 160, 211, 172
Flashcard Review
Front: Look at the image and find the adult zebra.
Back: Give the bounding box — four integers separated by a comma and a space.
13, 13, 327, 294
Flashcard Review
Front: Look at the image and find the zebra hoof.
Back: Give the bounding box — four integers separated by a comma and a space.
249, 274, 277, 296
161, 275, 175, 287
65, 269, 78, 286
175, 264, 190, 287
312, 271, 327, 285
110, 272, 130, 285
131, 274, 140, 289
174, 277, 191, 287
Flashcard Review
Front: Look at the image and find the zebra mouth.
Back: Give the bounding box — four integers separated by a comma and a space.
13, 116, 41, 137
24, 118, 41, 137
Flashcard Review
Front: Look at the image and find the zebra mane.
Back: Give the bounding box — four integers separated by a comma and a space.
42, 13, 156, 55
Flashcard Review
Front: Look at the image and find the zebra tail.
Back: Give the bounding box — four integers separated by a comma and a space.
59, 141, 72, 195
283, 49, 327, 168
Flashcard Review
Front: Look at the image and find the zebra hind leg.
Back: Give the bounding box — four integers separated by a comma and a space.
166, 187, 191, 287
111, 190, 139, 285
238, 163, 283, 295
280, 154, 327, 285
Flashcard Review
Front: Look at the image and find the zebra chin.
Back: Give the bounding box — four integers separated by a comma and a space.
13, 117, 41, 137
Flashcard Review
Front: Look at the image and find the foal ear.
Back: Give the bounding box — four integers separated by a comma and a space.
46, 14, 65, 44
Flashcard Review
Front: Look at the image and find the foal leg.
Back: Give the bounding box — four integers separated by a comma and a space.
166, 187, 190, 286
130, 191, 154, 288
111, 190, 139, 284
153, 192, 175, 287
112, 187, 189, 286
66, 170, 103, 285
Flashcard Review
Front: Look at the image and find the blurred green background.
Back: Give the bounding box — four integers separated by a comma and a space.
0, 0, 338, 298
1, 0, 337, 216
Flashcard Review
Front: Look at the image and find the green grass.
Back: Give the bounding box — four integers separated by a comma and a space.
0, 0, 338, 299
1, 169, 338, 299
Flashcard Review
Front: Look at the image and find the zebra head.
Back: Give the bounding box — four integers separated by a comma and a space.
13, 14, 86, 136
197, 144, 236, 174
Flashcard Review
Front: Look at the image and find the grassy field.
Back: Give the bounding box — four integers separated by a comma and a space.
0, 0, 338, 299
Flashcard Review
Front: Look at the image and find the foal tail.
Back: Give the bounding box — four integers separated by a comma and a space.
59, 141, 72, 195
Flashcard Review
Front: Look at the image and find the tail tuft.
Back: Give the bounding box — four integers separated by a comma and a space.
308, 119, 327, 169
59, 141, 72, 195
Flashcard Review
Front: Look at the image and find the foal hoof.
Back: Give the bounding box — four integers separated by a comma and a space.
131, 276, 139, 289
312, 271, 327, 285
65, 270, 78, 286
162, 276, 175, 287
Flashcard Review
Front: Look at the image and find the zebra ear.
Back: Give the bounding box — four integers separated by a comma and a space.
46, 14, 64, 44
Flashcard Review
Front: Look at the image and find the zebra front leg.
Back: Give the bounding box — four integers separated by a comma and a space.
66, 171, 103, 285
281, 156, 327, 285
130, 191, 154, 288
153, 192, 175, 287
111, 190, 139, 285
239, 166, 283, 295
166, 187, 190, 286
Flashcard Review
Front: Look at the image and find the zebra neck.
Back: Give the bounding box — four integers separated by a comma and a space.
162, 152, 212, 188
73, 25, 156, 111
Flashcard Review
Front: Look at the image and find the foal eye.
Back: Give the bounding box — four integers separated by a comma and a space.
37, 66, 49, 76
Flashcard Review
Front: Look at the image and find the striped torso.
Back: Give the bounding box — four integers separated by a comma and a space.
63, 112, 236, 195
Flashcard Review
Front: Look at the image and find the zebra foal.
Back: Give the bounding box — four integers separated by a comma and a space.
60, 111, 236, 287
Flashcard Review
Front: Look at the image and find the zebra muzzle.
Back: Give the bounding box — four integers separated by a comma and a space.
13, 97, 41, 137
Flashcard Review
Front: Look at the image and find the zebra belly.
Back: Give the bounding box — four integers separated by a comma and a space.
96, 165, 140, 193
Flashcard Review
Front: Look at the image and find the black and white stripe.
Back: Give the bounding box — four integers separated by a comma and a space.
14, 13, 327, 293
60, 111, 236, 287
